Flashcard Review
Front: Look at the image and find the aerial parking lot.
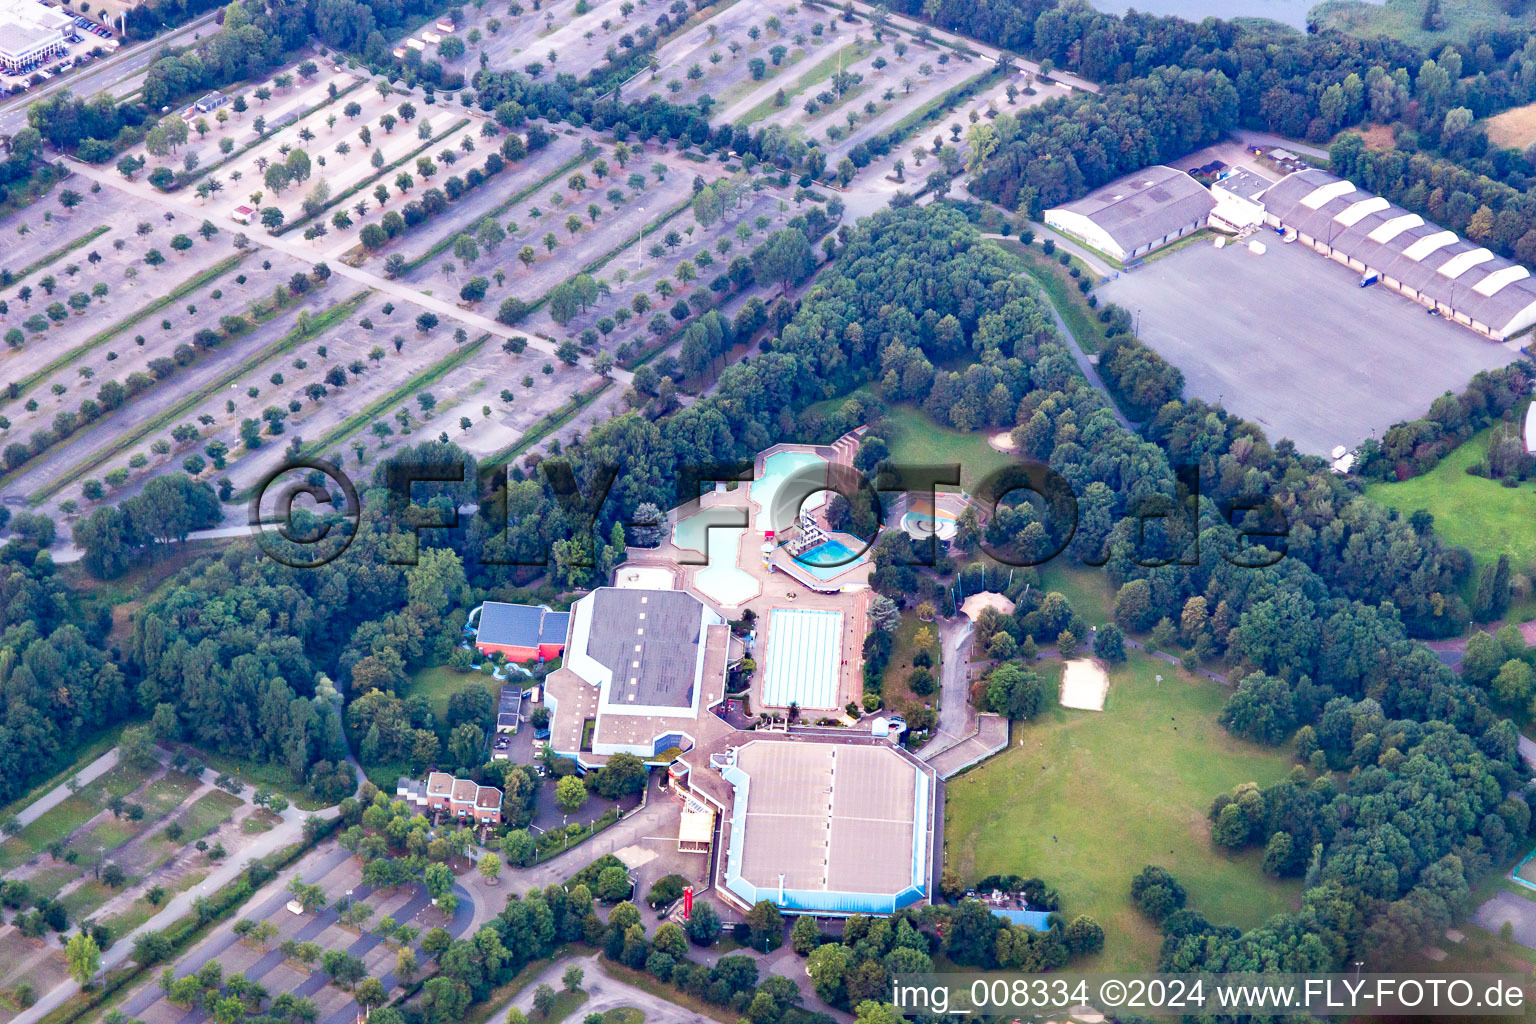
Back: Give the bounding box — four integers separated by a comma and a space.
1095, 237, 1526, 456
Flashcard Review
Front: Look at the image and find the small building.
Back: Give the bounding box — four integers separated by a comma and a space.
1043, 165, 1216, 262
474, 601, 569, 662
678, 801, 714, 854
1209, 168, 1272, 233
193, 91, 226, 113
420, 29, 442, 43
405, 37, 426, 51
496, 685, 521, 734
434, 18, 455, 31
230, 204, 255, 225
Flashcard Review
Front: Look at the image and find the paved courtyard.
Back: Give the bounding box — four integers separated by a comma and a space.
1096, 237, 1524, 455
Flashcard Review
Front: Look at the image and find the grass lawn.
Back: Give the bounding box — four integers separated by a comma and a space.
25, 865, 82, 901
72, 816, 145, 855
944, 652, 1300, 970
184, 749, 328, 811
1037, 563, 1116, 627
139, 773, 204, 819
591, 1011, 644, 1024
879, 403, 1018, 493
1313, 0, 1536, 45
882, 611, 941, 710
61, 879, 120, 922
1364, 421, 1536, 620
536, 989, 589, 1023
242, 810, 280, 835
172, 790, 243, 842
0, 794, 100, 872
401, 663, 503, 728
102, 893, 164, 942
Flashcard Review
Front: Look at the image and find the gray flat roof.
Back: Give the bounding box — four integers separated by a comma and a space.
1213, 168, 1272, 201
1049, 165, 1215, 254
587, 588, 705, 708
732, 741, 918, 895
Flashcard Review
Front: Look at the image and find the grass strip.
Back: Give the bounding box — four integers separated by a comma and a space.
3, 224, 111, 289
396, 149, 589, 275
275, 118, 470, 236
235, 332, 493, 496
33, 290, 370, 503
0, 251, 249, 408
36, 816, 343, 1024
735, 40, 877, 126
484, 379, 612, 467
175, 79, 366, 191
879, 66, 998, 148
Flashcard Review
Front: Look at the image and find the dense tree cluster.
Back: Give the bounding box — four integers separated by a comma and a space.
1352, 363, 1532, 482
0, 546, 123, 807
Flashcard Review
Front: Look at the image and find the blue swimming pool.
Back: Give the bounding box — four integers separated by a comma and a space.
793, 538, 864, 580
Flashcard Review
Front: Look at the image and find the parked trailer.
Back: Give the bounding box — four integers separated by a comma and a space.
1359, 272, 1379, 288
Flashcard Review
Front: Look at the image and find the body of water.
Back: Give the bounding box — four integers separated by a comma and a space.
1087, 0, 1381, 31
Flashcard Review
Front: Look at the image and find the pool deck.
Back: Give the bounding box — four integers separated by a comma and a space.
615, 439, 875, 714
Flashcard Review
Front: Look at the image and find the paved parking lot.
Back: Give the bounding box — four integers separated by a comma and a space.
1096, 237, 1524, 455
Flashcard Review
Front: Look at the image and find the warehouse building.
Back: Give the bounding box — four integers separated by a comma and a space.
1044, 165, 1216, 261
0, 0, 71, 73
1260, 168, 1536, 341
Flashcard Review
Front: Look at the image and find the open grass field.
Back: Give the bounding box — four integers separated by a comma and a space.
1038, 563, 1116, 626
1313, 0, 1536, 45
879, 403, 1018, 492
172, 790, 243, 842
881, 612, 941, 710
944, 652, 1300, 970
1484, 101, 1536, 150
183, 749, 327, 811
1364, 421, 1536, 619
0, 794, 100, 872
401, 663, 503, 726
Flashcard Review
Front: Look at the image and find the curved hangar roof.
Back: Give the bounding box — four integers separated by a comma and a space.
1262, 168, 1536, 337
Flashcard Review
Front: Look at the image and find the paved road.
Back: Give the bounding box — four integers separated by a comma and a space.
9, 747, 118, 827
0, 13, 221, 135
919, 617, 975, 762
987, 238, 1137, 430
1231, 129, 1330, 162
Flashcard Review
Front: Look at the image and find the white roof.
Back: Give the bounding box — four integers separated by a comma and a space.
1334, 196, 1389, 227
1403, 230, 1458, 261
1300, 179, 1356, 209
1436, 247, 1495, 279
1473, 265, 1530, 296
1367, 213, 1424, 244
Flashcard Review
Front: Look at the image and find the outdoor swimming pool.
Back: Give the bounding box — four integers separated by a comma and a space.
672, 507, 759, 606
753, 450, 828, 533
793, 538, 866, 582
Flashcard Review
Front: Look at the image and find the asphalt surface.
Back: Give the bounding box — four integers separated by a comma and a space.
0, 13, 220, 136
1096, 236, 1522, 455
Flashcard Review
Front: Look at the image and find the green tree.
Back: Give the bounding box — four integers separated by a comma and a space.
66, 933, 101, 987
